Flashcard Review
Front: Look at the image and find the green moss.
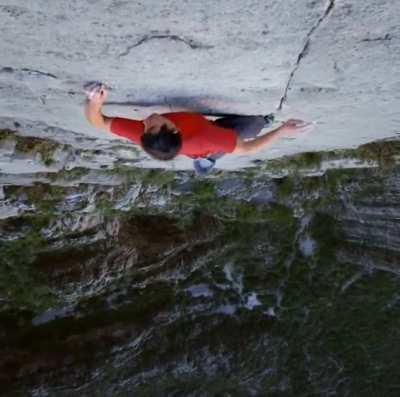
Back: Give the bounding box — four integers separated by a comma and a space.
263, 151, 323, 174
268, 199, 400, 395
265, 203, 294, 225
30, 212, 56, 230
12, 281, 176, 354
0, 130, 76, 167
53, 167, 90, 182
256, 138, 400, 180
14, 136, 59, 166
105, 166, 177, 190
96, 197, 118, 218
177, 186, 244, 225
356, 140, 400, 168
104, 165, 138, 183
29, 184, 64, 204
192, 181, 217, 202
0, 128, 15, 143
174, 181, 218, 223
235, 202, 263, 222
0, 186, 62, 314
0, 232, 57, 313
38, 142, 58, 166
141, 169, 176, 187
309, 212, 341, 258
282, 262, 400, 395
240, 167, 259, 186
302, 175, 323, 192
7, 184, 65, 216
296, 151, 323, 169
276, 176, 295, 199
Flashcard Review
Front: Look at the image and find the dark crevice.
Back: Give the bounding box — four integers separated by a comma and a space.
20, 68, 57, 79
119, 34, 214, 57
277, 0, 335, 110
361, 33, 392, 42
0, 66, 57, 79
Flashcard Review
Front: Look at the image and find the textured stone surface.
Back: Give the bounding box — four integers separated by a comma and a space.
1, 0, 399, 169
2, 3, 400, 394
286, 0, 400, 152
1, 154, 400, 395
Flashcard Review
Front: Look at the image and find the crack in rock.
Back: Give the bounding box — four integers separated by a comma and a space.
361, 33, 392, 42
278, 0, 335, 110
119, 34, 213, 57
20, 68, 57, 79
0, 66, 57, 79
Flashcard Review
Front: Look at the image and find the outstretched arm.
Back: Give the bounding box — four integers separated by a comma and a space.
84, 85, 113, 132
84, 85, 177, 136
233, 119, 309, 155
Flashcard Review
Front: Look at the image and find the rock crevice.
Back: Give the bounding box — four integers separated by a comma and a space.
0, 66, 58, 79
278, 0, 335, 110
119, 34, 214, 57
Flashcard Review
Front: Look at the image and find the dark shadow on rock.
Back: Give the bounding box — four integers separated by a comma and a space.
107, 95, 247, 117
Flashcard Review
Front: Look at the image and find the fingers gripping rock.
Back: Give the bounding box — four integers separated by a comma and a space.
83, 81, 106, 99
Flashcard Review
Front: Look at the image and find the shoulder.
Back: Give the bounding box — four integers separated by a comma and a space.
109, 117, 144, 145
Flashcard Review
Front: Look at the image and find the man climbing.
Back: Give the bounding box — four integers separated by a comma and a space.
84, 83, 309, 173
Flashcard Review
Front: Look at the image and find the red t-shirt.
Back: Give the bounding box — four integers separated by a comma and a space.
110, 112, 237, 158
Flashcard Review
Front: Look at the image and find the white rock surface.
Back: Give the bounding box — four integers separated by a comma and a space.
0, 0, 399, 169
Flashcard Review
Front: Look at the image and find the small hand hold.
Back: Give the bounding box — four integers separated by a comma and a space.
84, 81, 109, 100
84, 82, 108, 104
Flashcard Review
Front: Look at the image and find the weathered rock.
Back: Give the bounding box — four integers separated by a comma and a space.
0, 143, 400, 395
0, 1, 399, 169
1, 1, 400, 395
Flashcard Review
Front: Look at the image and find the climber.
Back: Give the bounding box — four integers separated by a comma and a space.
84, 83, 310, 173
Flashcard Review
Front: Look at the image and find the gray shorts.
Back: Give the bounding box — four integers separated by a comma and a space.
193, 114, 271, 175
213, 115, 267, 140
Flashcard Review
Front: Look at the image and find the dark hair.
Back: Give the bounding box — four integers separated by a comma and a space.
141, 125, 182, 161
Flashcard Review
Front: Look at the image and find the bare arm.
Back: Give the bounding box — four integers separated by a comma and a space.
233, 119, 309, 155
84, 86, 176, 135
84, 85, 113, 133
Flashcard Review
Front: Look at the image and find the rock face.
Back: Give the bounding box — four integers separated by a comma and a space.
1, 1, 400, 395
0, 0, 399, 169
1, 134, 400, 395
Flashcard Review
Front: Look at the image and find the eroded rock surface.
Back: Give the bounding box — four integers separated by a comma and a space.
1, 134, 400, 395
1, 1, 400, 395
0, 0, 399, 169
